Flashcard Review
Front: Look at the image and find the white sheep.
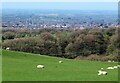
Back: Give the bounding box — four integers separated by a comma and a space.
6, 47, 10, 50
101, 68, 104, 70
59, 60, 63, 63
37, 65, 44, 69
108, 60, 111, 62
117, 65, 120, 68
98, 70, 107, 76
107, 67, 114, 70
113, 66, 118, 69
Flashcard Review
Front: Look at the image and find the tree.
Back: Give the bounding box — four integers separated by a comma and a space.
56, 32, 69, 54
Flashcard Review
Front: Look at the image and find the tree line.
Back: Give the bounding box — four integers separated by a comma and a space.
2, 27, 120, 60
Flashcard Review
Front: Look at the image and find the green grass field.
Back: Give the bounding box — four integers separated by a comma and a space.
0, 50, 2, 82
2, 50, 118, 81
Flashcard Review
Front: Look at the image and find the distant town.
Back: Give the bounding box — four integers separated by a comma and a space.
2, 9, 119, 30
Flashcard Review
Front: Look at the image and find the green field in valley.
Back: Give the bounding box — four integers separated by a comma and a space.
2, 50, 119, 81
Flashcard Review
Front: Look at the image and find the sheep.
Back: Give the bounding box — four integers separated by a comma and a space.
37, 65, 44, 69
101, 68, 104, 70
59, 60, 63, 63
6, 47, 10, 50
112, 61, 115, 62
98, 70, 107, 76
108, 60, 111, 62
117, 65, 120, 68
113, 66, 118, 69
107, 67, 114, 70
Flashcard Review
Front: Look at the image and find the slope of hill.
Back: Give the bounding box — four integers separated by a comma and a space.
0, 50, 2, 82
2, 50, 118, 81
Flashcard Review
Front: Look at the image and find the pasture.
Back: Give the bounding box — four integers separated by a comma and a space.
0, 50, 2, 82
2, 50, 118, 81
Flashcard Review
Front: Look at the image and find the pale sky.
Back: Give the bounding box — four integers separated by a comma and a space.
1, 0, 120, 2
2, 2, 118, 10
1, 0, 119, 10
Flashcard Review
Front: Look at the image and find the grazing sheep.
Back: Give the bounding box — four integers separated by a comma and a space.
107, 67, 114, 70
101, 68, 104, 70
113, 66, 118, 69
98, 70, 107, 76
108, 60, 111, 62
59, 60, 63, 63
117, 65, 120, 68
37, 65, 44, 69
6, 47, 10, 50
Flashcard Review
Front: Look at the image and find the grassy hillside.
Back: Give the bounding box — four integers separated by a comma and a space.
0, 50, 2, 82
2, 50, 118, 81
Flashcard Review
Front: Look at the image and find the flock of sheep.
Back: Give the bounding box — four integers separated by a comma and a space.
6, 47, 119, 76
98, 61, 120, 76
37, 60, 119, 76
